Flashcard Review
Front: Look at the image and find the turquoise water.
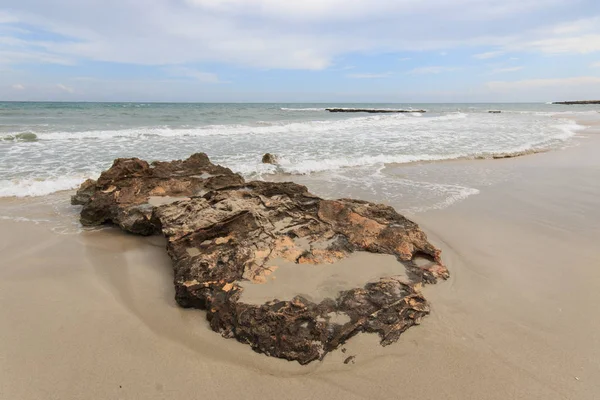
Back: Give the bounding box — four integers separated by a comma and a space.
0, 102, 596, 207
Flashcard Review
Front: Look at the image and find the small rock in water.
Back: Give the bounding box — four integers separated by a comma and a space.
261, 153, 278, 164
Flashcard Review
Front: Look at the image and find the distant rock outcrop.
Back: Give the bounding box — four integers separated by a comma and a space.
326, 108, 427, 113
73, 153, 448, 364
552, 100, 600, 105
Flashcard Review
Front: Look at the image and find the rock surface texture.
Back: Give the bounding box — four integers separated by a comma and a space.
73, 153, 448, 364
72, 153, 244, 235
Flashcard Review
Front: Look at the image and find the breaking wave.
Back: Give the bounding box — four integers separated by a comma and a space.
0, 175, 95, 197
0, 112, 586, 199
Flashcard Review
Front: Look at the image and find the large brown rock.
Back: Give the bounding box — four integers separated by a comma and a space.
72, 153, 244, 235
73, 154, 448, 364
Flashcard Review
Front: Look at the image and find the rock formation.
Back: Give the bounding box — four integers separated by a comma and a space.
552, 100, 600, 105
73, 153, 448, 364
72, 153, 244, 235
326, 108, 427, 113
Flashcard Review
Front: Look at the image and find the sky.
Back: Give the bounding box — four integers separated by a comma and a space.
1, 0, 600, 102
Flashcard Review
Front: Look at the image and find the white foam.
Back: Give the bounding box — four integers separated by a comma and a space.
280, 107, 326, 111
0, 215, 51, 224
0, 175, 92, 197
274, 153, 460, 175
0, 111, 586, 199
31, 112, 461, 140
403, 181, 481, 213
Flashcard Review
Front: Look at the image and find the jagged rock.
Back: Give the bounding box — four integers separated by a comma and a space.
73, 154, 448, 364
71, 153, 244, 235
261, 153, 278, 164
71, 179, 97, 206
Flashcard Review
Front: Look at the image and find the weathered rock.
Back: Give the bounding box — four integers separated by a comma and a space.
326, 108, 427, 113
71, 153, 244, 235
261, 153, 279, 164
73, 154, 448, 364
71, 179, 97, 206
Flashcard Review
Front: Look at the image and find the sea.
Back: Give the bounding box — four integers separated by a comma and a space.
1, 102, 597, 222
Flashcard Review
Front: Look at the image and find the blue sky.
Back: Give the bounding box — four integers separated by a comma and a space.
1, 0, 600, 102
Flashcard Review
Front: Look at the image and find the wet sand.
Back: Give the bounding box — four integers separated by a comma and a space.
1, 117, 600, 399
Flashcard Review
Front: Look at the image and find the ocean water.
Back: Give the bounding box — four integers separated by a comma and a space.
0, 102, 596, 214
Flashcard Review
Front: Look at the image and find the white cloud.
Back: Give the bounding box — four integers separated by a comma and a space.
399, 57, 411, 61
473, 50, 505, 59
409, 66, 459, 74
0, 0, 575, 72
0, 50, 74, 65
11, 83, 24, 90
166, 67, 224, 83
0, 11, 19, 24
490, 66, 524, 74
549, 17, 600, 35
346, 72, 391, 79
56, 83, 74, 93
592, 62, 600, 68
486, 76, 600, 91
183, 0, 562, 21
502, 17, 600, 55
515, 34, 600, 54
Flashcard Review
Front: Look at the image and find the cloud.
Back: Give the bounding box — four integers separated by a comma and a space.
346, 72, 391, 79
166, 67, 224, 83
490, 66, 524, 74
592, 62, 600, 68
0, 11, 18, 24
11, 83, 24, 90
56, 83, 74, 93
549, 16, 600, 35
183, 0, 563, 21
486, 76, 600, 91
408, 66, 459, 74
2, 0, 600, 102
0, 0, 578, 72
0, 50, 74, 65
515, 34, 600, 54
473, 50, 505, 59
502, 17, 600, 55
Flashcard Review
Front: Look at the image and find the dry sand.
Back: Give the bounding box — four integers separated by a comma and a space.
1, 116, 599, 400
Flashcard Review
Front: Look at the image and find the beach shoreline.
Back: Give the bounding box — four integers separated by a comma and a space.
1, 115, 599, 399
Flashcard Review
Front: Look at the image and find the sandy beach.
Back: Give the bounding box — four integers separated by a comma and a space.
1, 116, 599, 400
